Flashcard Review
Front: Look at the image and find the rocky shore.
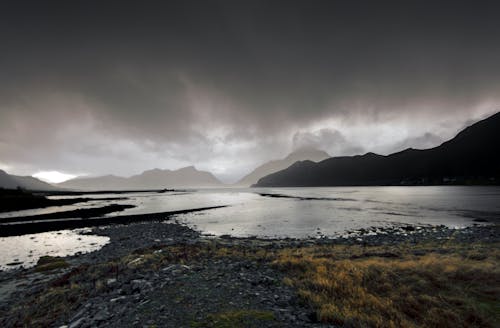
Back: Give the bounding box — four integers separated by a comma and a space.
0, 221, 498, 327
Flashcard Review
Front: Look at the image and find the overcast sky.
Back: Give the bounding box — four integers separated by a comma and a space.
1, 1, 499, 183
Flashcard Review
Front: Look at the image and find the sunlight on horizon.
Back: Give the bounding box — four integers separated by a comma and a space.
33, 171, 77, 184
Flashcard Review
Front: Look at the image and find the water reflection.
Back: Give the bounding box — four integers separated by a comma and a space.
174, 187, 500, 238
0, 229, 109, 271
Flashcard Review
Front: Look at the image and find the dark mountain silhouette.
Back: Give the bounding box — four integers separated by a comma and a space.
59, 166, 222, 190
235, 147, 330, 186
255, 112, 500, 187
0, 170, 59, 190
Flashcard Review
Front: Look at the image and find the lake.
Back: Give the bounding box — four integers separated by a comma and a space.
1, 186, 499, 270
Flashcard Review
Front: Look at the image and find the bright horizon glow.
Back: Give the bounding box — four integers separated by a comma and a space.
0, 162, 11, 172
33, 171, 77, 184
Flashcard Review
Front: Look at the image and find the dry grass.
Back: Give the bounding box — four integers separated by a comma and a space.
34, 256, 69, 272
274, 242, 500, 327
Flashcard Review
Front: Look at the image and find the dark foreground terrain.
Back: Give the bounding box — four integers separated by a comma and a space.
0, 221, 498, 328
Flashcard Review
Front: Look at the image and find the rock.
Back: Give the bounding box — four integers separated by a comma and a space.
107, 278, 117, 286
92, 310, 109, 322
68, 317, 85, 328
131, 279, 151, 293
121, 284, 133, 295
110, 296, 127, 303
162, 265, 176, 272
69, 307, 86, 323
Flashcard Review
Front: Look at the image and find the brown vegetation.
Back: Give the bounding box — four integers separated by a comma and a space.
34, 256, 70, 272
274, 242, 500, 327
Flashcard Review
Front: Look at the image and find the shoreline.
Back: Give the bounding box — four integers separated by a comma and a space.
0, 206, 227, 237
0, 220, 498, 327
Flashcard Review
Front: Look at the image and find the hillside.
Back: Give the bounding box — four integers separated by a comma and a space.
236, 147, 330, 186
255, 112, 500, 186
0, 170, 59, 191
59, 166, 222, 190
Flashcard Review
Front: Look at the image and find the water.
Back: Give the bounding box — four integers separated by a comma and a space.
0, 229, 109, 271
1, 186, 499, 270
174, 186, 500, 238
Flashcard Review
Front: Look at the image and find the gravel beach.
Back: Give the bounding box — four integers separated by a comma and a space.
0, 220, 498, 327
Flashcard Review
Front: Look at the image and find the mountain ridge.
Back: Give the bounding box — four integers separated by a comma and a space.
254, 112, 500, 187
235, 147, 330, 186
0, 170, 60, 191
59, 166, 222, 190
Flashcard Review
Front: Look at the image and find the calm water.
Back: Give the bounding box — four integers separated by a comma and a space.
173, 186, 500, 238
1, 186, 499, 270
0, 229, 109, 271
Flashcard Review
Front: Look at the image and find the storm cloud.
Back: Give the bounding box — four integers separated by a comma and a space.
0, 1, 499, 182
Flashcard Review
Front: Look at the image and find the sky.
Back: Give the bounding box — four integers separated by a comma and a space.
1, 1, 499, 183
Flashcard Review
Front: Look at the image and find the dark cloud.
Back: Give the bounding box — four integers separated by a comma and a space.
0, 1, 499, 181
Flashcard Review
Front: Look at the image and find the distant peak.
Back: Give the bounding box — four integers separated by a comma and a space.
177, 165, 197, 171
361, 152, 383, 158
140, 168, 171, 176
286, 147, 330, 161
291, 146, 326, 153
290, 159, 315, 168
144, 168, 162, 173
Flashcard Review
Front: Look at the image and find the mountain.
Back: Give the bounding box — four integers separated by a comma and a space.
236, 147, 330, 186
59, 166, 222, 190
0, 170, 59, 190
57, 175, 129, 190
255, 112, 500, 187
127, 166, 221, 188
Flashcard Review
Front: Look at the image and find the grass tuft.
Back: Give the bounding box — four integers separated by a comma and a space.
34, 256, 69, 272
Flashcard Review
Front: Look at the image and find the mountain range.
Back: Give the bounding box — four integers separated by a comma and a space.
254, 112, 500, 187
58, 166, 222, 190
235, 147, 330, 186
0, 148, 330, 191
2, 112, 499, 191
0, 170, 59, 191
